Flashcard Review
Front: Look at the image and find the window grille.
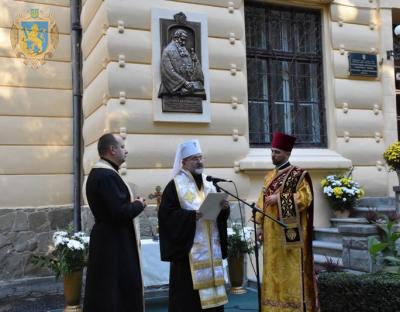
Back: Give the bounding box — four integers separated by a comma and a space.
245, 3, 326, 147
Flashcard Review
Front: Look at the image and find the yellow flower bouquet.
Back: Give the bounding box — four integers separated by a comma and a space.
383, 142, 400, 171
321, 175, 364, 211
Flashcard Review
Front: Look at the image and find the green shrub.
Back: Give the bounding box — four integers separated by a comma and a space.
317, 272, 400, 312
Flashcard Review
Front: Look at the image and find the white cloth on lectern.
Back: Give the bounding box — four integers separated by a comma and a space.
172, 139, 202, 177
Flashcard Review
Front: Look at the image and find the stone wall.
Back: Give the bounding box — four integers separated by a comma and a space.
0, 206, 73, 281
82, 204, 160, 239
82, 201, 246, 240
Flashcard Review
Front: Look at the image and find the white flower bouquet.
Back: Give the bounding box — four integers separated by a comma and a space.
321, 175, 364, 211
32, 228, 90, 278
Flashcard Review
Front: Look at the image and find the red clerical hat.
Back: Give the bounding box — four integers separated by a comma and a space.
271, 132, 296, 152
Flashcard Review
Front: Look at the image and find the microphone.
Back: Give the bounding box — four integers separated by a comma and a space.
206, 176, 232, 183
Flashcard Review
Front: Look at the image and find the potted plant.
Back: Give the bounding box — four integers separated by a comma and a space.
227, 223, 254, 294
32, 227, 90, 310
321, 174, 364, 218
383, 141, 400, 183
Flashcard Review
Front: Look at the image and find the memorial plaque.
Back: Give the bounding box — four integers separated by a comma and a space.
348, 53, 378, 77
162, 97, 203, 113
158, 12, 206, 113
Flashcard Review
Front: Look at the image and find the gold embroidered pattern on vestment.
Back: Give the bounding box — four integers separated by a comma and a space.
263, 298, 302, 309
278, 167, 305, 246
201, 294, 228, 309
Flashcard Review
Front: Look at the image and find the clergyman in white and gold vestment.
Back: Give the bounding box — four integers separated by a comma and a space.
158, 139, 230, 312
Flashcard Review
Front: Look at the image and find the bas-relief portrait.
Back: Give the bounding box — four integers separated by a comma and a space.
158, 12, 206, 113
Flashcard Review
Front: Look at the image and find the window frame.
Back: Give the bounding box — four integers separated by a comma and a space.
245, 2, 327, 148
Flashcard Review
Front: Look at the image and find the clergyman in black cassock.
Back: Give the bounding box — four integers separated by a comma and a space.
158, 139, 230, 312
83, 133, 146, 312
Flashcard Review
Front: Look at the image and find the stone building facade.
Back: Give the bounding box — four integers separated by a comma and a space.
1, 0, 400, 295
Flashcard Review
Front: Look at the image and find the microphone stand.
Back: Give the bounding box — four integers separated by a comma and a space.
213, 181, 287, 312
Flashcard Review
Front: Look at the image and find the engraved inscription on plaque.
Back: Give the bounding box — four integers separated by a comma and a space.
348, 53, 378, 77
158, 12, 205, 113
163, 97, 202, 113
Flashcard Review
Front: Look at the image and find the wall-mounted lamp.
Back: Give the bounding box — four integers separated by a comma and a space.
387, 25, 400, 60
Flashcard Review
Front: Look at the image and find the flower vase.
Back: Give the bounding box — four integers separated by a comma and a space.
63, 270, 83, 312
227, 255, 247, 294
333, 209, 351, 218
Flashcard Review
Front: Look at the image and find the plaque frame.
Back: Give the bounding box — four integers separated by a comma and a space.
348, 52, 378, 78
152, 8, 210, 123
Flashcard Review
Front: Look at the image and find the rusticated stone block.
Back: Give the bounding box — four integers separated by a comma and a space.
0, 233, 11, 249
81, 205, 95, 233
139, 205, 158, 239
0, 212, 15, 232
36, 232, 51, 253
0, 209, 14, 217
14, 231, 37, 252
28, 211, 49, 232
342, 237, 352, 248
349, 249, 372, 272
1, 252, 25, 279
342, 248, 350, 267
351, 237, 369, 250
0, 244, 11, 267
13, 212, 29, 231
48, 207, 73, 230
23, 253, 50, 276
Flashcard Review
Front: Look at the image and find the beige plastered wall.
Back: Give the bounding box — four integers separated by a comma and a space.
81, 0, 398, 226
81, 0, 251, 203
0, 0, 73, 208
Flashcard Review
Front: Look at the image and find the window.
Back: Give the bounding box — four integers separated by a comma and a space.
245, 3, 326, 147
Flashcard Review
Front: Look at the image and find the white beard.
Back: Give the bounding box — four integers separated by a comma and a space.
194, 168, 204, 175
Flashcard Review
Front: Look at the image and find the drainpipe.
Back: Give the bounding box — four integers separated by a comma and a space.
71, 0, 82, 232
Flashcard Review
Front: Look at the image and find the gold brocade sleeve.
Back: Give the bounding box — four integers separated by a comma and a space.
254, 172, 275, 225
255, 190, 264, 225
294, 178, 312, 212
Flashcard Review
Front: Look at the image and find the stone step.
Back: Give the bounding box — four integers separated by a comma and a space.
357, 197, 395, 208
352, 206, 396, 218
312, 240, 343, 258
313, 254, 343, 267
314, 227, 342, 244
330, 217, 368, 227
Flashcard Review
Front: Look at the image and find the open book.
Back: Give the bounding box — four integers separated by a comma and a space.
199, 192, 228, 221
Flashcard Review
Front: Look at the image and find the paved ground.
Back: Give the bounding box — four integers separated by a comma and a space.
0, 289, 258, 312
0, 295, 64, 312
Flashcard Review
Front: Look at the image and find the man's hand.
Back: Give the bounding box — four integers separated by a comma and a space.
264, 194, 278, 206
134, 197, 147, 208
256, 227, 263, 243
220, 199, 230, 210
195, 211, 203, 220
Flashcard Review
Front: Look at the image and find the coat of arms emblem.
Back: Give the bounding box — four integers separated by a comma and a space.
10, 9, 59, 68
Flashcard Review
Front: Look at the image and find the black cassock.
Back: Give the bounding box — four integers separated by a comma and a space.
83, 159, 144, 312
158, 174, 229, 312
